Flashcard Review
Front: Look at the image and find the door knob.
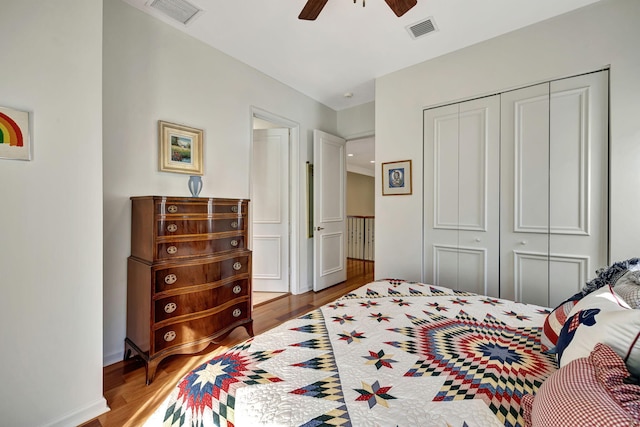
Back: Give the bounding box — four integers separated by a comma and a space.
520, 240, 528, 245
474, 237, 481, 242
316, 226, 324, 231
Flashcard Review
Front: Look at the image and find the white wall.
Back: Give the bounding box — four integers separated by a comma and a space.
337, 101, 375, 139
375, 0, 640, 282
347, 172, 375, 217
103, 0, 337, 365
0, 1, 107, 426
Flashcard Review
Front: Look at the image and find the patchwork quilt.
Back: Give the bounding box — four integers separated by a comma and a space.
146, 280, 557, 427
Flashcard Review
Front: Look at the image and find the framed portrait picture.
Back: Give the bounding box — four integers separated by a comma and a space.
0, 106, 31, 161
382, 159, 412, 196
159, 120, 203, 175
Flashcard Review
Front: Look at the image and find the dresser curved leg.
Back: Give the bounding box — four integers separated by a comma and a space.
244, 320, 254, 337
146, 359, 160, 385
124, 340, 134, 360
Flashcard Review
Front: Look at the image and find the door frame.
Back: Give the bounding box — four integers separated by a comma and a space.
249, 106, 301, 294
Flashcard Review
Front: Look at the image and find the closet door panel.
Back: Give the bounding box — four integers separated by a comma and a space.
548, 255, 589, 307
549, 87, 588, 234
515, 94, 550, 233
434, 111, 460, 229
433, 245, 460, 289
458, 247, 487, 295
500, 84, 550, 303
458, 96, 500, 296
548, 71, 609, 307
424, 96, 499, 296
424, 104, 460, 287
514, 251, 550, 307
458, 108, 487, 230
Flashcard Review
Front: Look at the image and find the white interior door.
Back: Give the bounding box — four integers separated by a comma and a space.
423, 95, 500, 296
548, 71, 608, 307
252, 128, 290, 292
313, 130, 347, 292
501, 71, 608, 306
500, 83, 551, 305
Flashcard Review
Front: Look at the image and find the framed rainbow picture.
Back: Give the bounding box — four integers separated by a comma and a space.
0, 106, 31, 161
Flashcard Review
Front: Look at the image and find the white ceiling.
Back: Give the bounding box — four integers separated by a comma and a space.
346, 137, 375, 176
122, 0, 600, 111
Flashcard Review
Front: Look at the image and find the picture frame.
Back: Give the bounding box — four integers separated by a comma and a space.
159, 120, 203, 175
382, 159, 412, 196
0, 106, 31, 161
306, 162, 314, 238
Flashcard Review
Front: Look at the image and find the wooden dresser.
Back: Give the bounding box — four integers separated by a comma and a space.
125, 196, 253, 384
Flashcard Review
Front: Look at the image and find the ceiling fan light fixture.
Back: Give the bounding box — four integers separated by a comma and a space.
300, 0, 415, 20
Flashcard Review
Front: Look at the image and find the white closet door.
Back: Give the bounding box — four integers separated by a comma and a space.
501, 71, 608, 307
500, 83, 551, 305
424, 103, 459, 289
548, 71, 608, 307
424, 95, 500, 296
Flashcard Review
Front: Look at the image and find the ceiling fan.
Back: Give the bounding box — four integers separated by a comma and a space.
299, 0, 417, 20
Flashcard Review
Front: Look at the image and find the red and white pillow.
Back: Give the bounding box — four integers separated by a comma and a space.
522, 343, 640, 427
555, 285, 640, 377
540, 298, 579, 353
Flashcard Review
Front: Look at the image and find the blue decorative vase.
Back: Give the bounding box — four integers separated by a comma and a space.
188, 175, 203, 197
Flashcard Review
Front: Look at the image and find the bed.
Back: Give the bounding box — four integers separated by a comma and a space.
146, 279, 559, 427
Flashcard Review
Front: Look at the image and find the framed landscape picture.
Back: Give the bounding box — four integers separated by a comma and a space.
159, 120, 203, 175
382, 159, 412, 195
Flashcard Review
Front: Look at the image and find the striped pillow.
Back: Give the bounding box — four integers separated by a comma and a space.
540, 299, 579, 353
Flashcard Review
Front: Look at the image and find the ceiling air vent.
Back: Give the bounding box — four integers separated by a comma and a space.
147, 0, 204, 25
407, 17, 438, 40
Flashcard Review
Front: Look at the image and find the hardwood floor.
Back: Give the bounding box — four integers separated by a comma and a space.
83, 259, 374, 427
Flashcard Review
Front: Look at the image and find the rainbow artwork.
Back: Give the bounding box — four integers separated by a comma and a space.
0, 106, 30, 160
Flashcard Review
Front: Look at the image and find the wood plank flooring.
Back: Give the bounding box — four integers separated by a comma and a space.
82, 259, 374, 427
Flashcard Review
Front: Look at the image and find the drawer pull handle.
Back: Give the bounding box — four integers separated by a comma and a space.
231, 206, 239, 213
167, 205, 178, 213
167, 246, 178, 255
230, 239, 239, 247
231, 221, 238, 229
233, 285, 242, 294
164, 331, 176, 342
233, 262, 242, 271
164, 302, 177, 314
167, 224, 178, 233
233, 308, 242, 318
164, 274, 177, 285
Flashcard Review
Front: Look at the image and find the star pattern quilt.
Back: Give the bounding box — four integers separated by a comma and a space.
146, 280, 557, 427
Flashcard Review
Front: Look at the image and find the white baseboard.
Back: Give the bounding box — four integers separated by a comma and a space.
46, 397, 110, 427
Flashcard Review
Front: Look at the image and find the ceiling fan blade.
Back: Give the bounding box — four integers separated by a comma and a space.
384, 0, 417, 17
299, 0, 329, 20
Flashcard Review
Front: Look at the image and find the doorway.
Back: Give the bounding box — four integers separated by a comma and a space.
250, 108, 300, 306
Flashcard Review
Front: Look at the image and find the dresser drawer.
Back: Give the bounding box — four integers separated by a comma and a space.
153, 301, 250, 353
157, 236, 246, 260
157, 217, 245, 237
156, 200, 246, 216
154, 279, 250, 322
154, 255, 250, 293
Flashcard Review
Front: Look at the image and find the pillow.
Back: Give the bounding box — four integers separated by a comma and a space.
540, 298, 580, 353
582, 257, 640, 295
521, 343, 640, 427
556, 285, 640, 377
614, 270, 640, 309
